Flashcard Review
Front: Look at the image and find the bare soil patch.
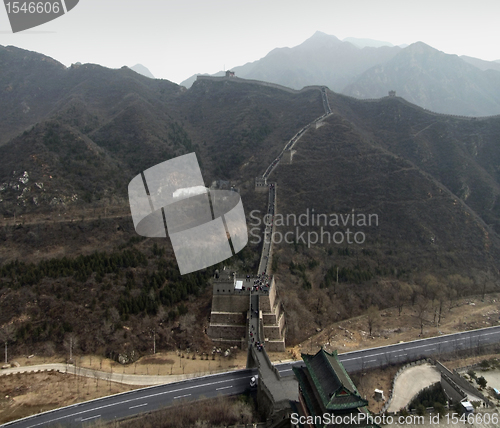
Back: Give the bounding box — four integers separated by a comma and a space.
0, 371, 136, 425
291, 293, 500, 358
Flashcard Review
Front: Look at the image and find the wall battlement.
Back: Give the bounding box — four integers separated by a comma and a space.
207, 273, 285, 350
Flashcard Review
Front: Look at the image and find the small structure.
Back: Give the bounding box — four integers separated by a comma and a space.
461, 401, 474, 414
293, 349, 380, 427
374, 389, 385, 402
388, 90, 396, 97
255, 176, 268, 191
225, 70, 235, 77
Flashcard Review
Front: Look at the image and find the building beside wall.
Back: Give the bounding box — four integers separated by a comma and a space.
292, 349, 380, 427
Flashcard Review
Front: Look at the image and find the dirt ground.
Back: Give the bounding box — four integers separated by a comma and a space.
291, 292, 500, 359
13, 349, 250, 377
2, 292, 500, 423
0, 371, 136, 425
355, 353, 500, 415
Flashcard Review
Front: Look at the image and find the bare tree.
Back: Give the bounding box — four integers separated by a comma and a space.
473, 269, 496, 300
420, 274, 440, 301
435, 286, 448, 326
366, 306, 380, 336
394, 282, 412, 315
0, 324, 16, 364
157, 305, 167, 323
63, 333, 78, 363
179, 313, 196, 347
410, 284, 422, 306
415, 296, 429, 335
447, 274, 473, 298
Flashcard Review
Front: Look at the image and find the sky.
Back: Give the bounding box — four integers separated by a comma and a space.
0, 0, 499, 84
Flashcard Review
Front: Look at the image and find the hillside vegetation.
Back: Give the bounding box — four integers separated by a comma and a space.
1, 45, 500, 357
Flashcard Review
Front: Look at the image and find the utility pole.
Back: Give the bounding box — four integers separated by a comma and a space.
76, 357, 79, 398
153, 328, 156, 354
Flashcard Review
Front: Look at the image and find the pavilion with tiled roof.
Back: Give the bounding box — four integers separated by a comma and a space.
292, 349, 381, 428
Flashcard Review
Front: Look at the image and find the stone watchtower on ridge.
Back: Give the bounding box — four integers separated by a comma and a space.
207, 272, 286, 351
255, 177, 267, 191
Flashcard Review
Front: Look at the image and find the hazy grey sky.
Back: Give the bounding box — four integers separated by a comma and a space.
0, 0, 498, 84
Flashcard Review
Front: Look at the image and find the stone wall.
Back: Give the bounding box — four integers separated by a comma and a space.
440, 374, 467, 404
207, 325, 246, 341
380, 359, 432, 414
263, 325, 283, 340
212, 277, 251, 296
259, 282, 276, 313
210, 312, 246, 325
262, 311, 278, 325
196, 75, 326, 95
211, 294, 249, 313
265, 339, 286, 352
278, 311, 285, 335
255, 177, 268, 191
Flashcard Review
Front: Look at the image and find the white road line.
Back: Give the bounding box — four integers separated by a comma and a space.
129, 403, 148, 409
366, 359, 377, 363
25, 377, 241, 428
216, 386, 233, 391
279, 369, 293, 372
174, 394, 191, 399
80, 415, 100, 422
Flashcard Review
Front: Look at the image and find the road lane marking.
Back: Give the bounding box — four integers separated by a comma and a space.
80, 415, 100, 422
25, 376, 246, 428
216, 386, 233, 391
336, 326, 500, 360
174, 394, 191, 399
23, 325, 500, 428
129, 403, 148, 409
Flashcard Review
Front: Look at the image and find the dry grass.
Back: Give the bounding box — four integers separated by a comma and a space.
291, 292, 500, 358
114, 395, 256, 428
0, 371, 136, 425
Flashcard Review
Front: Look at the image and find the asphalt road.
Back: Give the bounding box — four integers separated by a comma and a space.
2, 369, 254, 428
4, 325, 500, 428
336, 324, 500, 373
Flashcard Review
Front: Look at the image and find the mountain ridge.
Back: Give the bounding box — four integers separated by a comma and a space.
180, 33, 500, 116
2, 45, 500, 277
3, 45, 500, 360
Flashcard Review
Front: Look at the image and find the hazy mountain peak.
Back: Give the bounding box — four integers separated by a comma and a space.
302, 31, 342, 46
461, 55, 500, 72
130, 64, 155, 79
404, 41, 440, 53
310, 30, 339, 40
343, 37, 394, 48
